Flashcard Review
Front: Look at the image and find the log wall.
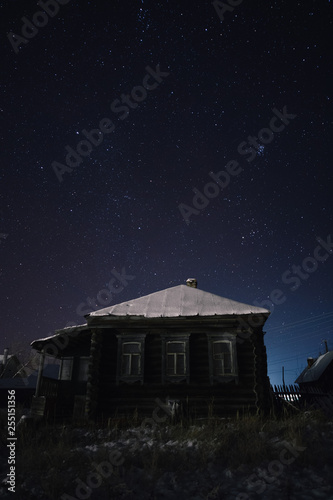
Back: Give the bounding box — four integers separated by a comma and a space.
94, 326, 269, 419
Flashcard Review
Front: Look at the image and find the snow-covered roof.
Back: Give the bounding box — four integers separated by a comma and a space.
0, 354, 14, 363
295, 351, 333, 384
30, 324, 89, 351
87, 284, 270, 319
30, 285, 270, 352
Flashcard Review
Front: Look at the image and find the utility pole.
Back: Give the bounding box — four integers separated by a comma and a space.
321, 339, 329, 353
282, 366, 285, 387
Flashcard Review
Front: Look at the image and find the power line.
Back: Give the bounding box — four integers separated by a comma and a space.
268, 346, 322, 366
267, 312, 333, 333
267, 333, 331, 365
268, 322, 333, 339
269, 369, 296, 375
270, 320, 333, 338
268, 327, 332, 346
268, 319, 333, 339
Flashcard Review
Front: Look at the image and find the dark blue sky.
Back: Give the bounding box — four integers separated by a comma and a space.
1, 0, 332, 386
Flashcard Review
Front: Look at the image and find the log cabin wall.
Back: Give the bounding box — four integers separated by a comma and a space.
30, 284, 271, 421
144, 332, 162, 384
85, 329, 103, 419
94, 321, 270, 420
250, 329, 271, 414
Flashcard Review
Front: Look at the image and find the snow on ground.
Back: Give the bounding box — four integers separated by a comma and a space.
1, 420, 333, 499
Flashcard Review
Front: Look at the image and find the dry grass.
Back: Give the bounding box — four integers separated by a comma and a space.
0, 408, 331, 499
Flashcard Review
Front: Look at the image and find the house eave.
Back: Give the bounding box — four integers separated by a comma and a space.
30, 324, 90, 354
86, 312, 270, 329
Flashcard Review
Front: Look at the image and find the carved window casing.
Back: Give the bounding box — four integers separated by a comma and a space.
78, 357, 90, 382
116, 334, 146, 384
167, 341, 186, 375
162, 334, 190, 383
207, 334, 238, 384
59, 357, 73, 381
122, 342, 141, 376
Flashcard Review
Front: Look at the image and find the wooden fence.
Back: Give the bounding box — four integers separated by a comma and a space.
271, 384, 333, 415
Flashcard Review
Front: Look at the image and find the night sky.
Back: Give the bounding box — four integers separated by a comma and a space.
1, 0, 332, 387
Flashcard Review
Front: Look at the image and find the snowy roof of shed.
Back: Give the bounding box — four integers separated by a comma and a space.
295, 351, 333, 384
0, 354, 14, 363
87, 284, 270, 319
30, 324, 89, 351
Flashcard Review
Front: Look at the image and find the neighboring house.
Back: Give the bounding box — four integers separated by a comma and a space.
0, 349, 24, 379
295, 350, 333, 393
0, 349, 34, 407
30, 279, 271, 421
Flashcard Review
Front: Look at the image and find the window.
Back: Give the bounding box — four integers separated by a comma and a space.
44, 356, 61, 380
121, 342, 141, 376
212, 341, 232, 375
116, 334, 146, 384
207, 334, 238, 384
167, 342, 186, 376
78, 357, 90, 382
162, 334, 190, 383
59, 357, 73, 381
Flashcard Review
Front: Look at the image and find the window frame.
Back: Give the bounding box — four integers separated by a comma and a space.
207, 333, 238, 384
78, 356, 90, 382
162, 334, 190, 384
121, 341, 142, 377
116, 334, 146, 385
58, 357, 73, 381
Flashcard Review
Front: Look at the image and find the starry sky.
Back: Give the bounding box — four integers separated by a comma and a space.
1, 0, 332, 386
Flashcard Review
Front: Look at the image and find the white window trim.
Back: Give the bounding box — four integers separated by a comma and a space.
78, 356, 90, 382
207, 333, 238, 384
212, 340, 234, 375
59, 357, 73, 381
167, 341, 186, 376
122, 342, 142, 376
162, 334, 190, 384
116, 334, 146, 385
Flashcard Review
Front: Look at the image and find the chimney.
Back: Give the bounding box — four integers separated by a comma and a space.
307, 357, 315, 368
186, 278, 197, 288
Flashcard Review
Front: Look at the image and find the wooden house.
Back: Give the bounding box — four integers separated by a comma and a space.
0, 349, 35, 407
0, 349, 23, 379
295, 350, 333, 393
30, 279, 271, 421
